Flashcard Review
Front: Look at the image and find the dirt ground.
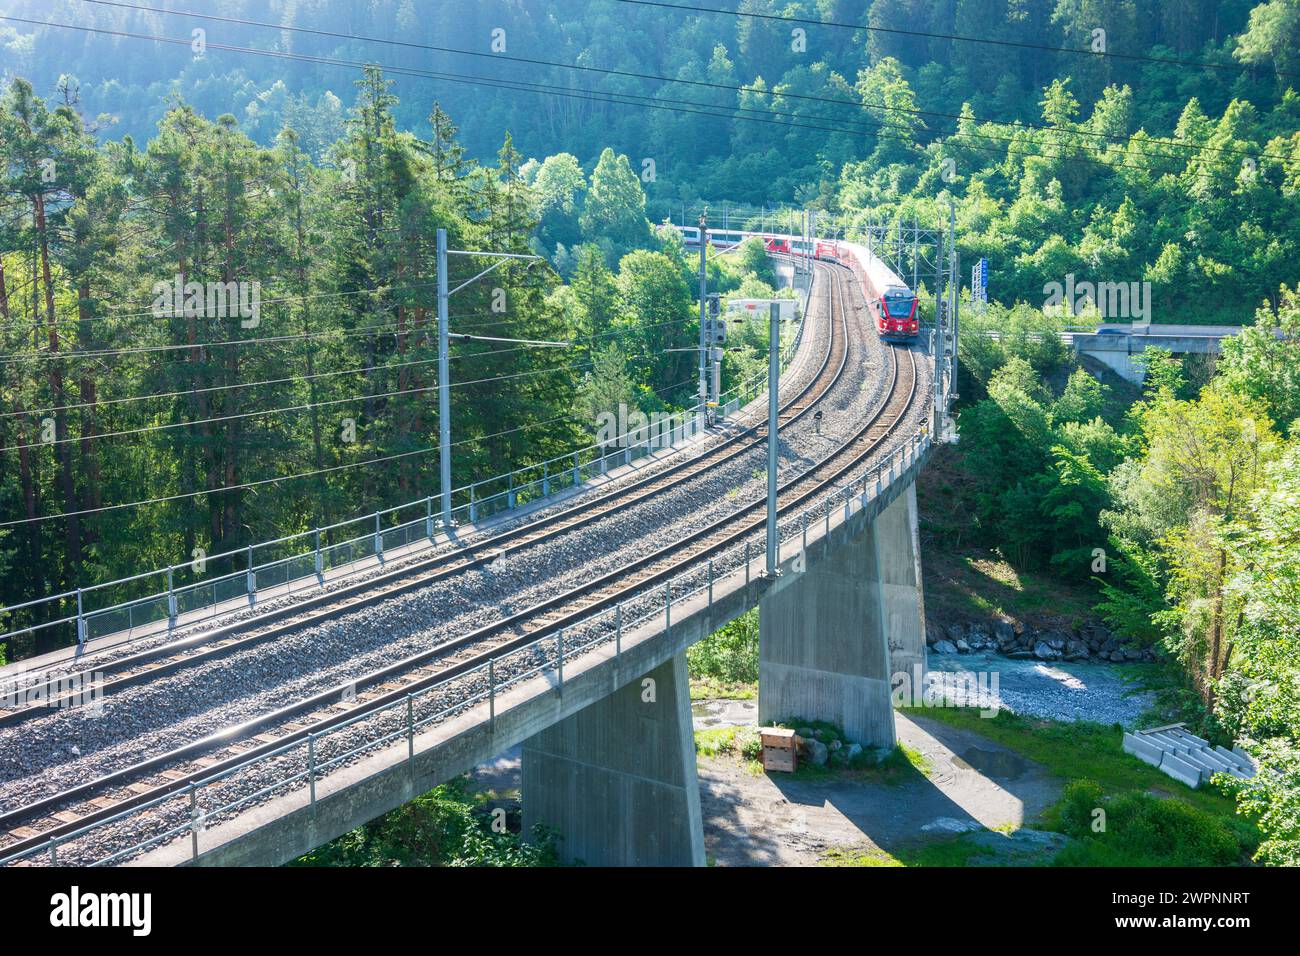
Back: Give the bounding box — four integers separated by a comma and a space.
469, 706, 1065, 867
699, 711, 1062, 866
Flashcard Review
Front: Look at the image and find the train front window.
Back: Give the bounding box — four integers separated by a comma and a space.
885, 296, 915, 318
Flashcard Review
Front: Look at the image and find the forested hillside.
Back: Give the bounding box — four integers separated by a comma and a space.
4, 0, 1300, 321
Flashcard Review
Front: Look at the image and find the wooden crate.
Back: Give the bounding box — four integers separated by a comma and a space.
760, 727, 797, 773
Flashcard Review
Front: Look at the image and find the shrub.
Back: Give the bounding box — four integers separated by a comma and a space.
1054, 779, 1240, 866
687, 609, 758, 685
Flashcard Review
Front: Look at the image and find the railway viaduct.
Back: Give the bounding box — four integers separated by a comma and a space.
0, 241, 952, 868
140, 436, 930, 868
1072, 323, 1251, 384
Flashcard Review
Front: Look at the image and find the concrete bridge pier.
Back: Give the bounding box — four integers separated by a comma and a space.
758, 484, 927, 748
521, 653, 705, 867
877, 485, 928, 682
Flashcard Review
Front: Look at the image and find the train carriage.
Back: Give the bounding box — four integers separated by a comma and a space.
656, 224, 918, 342
837, 241, 919, 341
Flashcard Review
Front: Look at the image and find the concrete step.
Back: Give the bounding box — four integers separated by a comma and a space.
1215, 745, 1255, 774
1122, 724, 1256, 789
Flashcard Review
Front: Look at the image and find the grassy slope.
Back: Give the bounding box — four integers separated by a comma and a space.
883, 708, 1260, 867
916, 444, 1102, 628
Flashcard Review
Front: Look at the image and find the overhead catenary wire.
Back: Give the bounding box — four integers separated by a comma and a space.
0, 257, 555, 335
0, 14, 1279, 183
0, 375, 700, 528
609, 0, 1299, 80
0, 316, 709, 449
0, 358, 599, 453
0, 314, 699, 367
0, 313, 571, 422
66, 0, 1293, 165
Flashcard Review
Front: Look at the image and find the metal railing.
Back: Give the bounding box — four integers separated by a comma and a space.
0, 426, 931, 868
0, 288, 809, 658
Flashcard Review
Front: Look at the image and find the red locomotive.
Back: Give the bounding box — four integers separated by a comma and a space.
839, 240, 919, 340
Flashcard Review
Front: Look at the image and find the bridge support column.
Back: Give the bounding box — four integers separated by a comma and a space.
521, 653, 704, 867
759, 485, 927, 748
877, 485, 928, 684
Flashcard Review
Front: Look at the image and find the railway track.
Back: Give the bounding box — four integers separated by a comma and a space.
0, 260, 921, 864
0, 261, 848, 723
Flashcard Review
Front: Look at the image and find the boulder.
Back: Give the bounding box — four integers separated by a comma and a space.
955, 639, 971, 653
796, 727, 815, 740
1043, 632, 1068, 652
1064, 639, 1091, 660
969, 622, 990, 644
1033, 640, 1061, 661
945, 622, 966, 643
1109, 650, 1126, 663
1085, 623, 1112, 647
932, 639, 959, 655
925, 620, 944, 646
994, 621, 1017, 649
805, 739, 829, 766
1123, 646, 1145, 661
844, 743, 863, 762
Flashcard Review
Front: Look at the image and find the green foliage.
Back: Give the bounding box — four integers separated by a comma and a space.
292, 777, 560, 867
1054, 779, 1242, 867
1053, 369, 1110, 425
1216, 740, 1300, 866
733, 237, 776, 288
1235, 0, 1300, 76
1094, 535, 1168, 645
579, 148, 650, 267
687, 608, 758, 686
1218, 285, 1300, 433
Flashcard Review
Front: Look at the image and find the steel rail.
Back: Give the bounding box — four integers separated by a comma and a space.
0, 263, 915, 863
0, 264, 841, 720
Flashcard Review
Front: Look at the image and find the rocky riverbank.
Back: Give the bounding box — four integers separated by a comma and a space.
926, 615, 1157, 664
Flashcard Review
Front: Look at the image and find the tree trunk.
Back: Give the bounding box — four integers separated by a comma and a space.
77, 278, 101, 515
33, 190, 82, 580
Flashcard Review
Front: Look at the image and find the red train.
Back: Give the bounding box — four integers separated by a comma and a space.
656, 225, 917, 340
837, 241, 919, 340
